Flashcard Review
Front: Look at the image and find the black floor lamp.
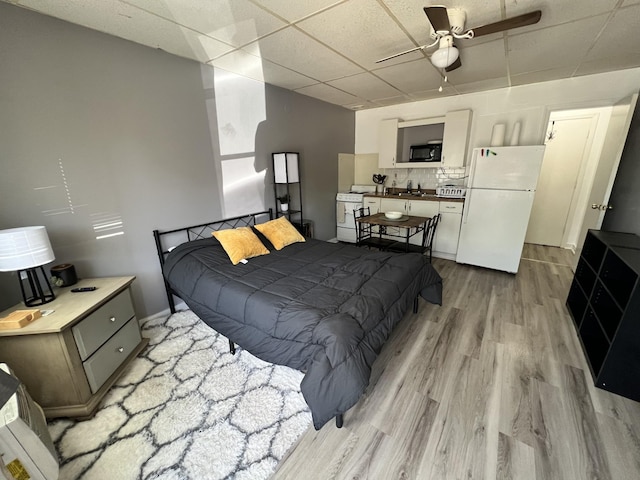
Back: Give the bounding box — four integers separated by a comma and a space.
0, 226, 56, 307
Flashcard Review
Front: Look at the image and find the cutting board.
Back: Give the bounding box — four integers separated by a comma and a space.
0, 309, 42, 330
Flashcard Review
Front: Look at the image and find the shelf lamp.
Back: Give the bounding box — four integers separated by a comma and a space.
0, 226, 56, 307
273, 152, 299, 183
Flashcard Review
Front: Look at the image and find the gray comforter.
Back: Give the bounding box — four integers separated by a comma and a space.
163, 237, 442, 429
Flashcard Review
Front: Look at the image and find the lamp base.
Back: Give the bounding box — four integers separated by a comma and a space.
19, 267, 56, 307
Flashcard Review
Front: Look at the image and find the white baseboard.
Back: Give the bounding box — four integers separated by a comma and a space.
139, 300, 188, 324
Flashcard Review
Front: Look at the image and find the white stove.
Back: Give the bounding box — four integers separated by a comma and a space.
336, 185, 377, 242
336, 185, 377, 202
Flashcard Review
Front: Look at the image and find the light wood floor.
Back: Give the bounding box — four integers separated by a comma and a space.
273, 245, 640, 479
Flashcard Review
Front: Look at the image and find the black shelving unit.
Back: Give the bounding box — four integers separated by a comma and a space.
272, 152, 305, 233
566, 230, 640, 401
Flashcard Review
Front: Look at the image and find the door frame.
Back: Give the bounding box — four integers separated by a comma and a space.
541, 107, 612, 251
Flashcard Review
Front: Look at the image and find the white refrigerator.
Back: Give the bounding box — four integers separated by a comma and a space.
456, 146, 546, 273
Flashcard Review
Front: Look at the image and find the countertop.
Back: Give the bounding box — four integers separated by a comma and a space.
364, 188, 465, 203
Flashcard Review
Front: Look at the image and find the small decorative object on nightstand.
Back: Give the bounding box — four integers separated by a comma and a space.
0, 276, 148, 419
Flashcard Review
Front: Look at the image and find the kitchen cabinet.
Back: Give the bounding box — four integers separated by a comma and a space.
407, 200, 439, 247
338, 153, 380, 192
378, 110, 472, 168
378, 119, 400, 168
435, 202, 463, 258
441, 110, 472, 168
380, 197, 407, 214
566, 230, 640, 402
379, 197, 439, 247
364, 196, 381, 213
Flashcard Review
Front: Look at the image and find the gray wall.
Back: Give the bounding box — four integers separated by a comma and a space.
0, 3, 354, 315
603, 102, 640, 235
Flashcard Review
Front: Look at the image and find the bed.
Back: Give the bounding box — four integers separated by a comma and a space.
153, 210, 442, 429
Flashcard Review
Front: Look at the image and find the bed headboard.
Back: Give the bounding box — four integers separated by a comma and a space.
152, 209, 273, 313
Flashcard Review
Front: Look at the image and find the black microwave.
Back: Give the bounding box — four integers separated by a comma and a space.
410, 143, 442, 162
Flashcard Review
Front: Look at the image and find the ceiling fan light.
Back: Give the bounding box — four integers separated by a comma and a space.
431, 46, 459, 69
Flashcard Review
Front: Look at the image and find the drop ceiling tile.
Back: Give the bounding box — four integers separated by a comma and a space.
407, 86, 457, 101
327, 73, 402, 100
373, 58, 442, 93
446, 39, 507, 85
583, 5, 640, 60
296, 0, 418, 70
506, 0, 619, 33
210, 49, 317, 89
507, 15, 608, 75
575, 56, 640, 77
294, 83, 361, 106
18, 0, 235, 62
510, 66, 578, 86
371, 95, 414, 107
124, 0, 286, 47
250, 0, 346, 22
453, 77, 510, 94
242, 26, 363, 81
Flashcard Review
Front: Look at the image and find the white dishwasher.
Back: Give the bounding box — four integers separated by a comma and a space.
336, 185, 376, 243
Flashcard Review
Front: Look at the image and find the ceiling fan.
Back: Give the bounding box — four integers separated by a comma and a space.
377, 6, 542, 72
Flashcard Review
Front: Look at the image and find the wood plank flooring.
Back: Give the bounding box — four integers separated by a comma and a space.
273, 245, 640, 480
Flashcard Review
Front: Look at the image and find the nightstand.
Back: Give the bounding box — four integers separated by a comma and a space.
0, 276, 149, 418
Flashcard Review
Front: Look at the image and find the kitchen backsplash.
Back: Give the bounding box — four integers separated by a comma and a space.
382, 166, 467, 189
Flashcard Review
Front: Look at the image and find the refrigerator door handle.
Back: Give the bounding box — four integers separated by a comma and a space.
467, 150, 479, 188
461, 189, 472, 224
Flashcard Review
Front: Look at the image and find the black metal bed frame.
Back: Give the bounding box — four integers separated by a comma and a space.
153, 209, 273, 356
152, 207, 422, 428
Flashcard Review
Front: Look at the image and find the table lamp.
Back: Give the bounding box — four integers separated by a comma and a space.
0, 226, 56, 306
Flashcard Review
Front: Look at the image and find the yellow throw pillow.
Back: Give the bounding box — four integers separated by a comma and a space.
212, 227, 270, 265
254, 216, 305, 250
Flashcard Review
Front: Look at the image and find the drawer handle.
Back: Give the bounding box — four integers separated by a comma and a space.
117, 347, 124, 353
109, 316, 116, 323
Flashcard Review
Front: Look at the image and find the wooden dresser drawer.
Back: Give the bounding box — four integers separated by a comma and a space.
72, 289, 135, 360
83, 317, 142, 393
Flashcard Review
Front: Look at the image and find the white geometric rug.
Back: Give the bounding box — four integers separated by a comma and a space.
48, 310, 312, 480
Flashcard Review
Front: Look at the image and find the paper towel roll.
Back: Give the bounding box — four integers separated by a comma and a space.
491, 124, 506, 147
510, 122, 521, 146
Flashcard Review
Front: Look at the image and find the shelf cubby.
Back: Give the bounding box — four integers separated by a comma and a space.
567, 230, 640, 402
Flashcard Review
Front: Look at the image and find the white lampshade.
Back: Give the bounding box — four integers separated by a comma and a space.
273, 152, 300, 183
0, 226, 55, 272
431, 46, 459, 69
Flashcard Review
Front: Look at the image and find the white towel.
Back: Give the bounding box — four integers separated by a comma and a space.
337, 202, 346, 223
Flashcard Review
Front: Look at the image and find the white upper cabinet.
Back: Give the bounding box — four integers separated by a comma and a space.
378, 119, 399, 168
441, 110, 472, 168
378, 109, 472, 168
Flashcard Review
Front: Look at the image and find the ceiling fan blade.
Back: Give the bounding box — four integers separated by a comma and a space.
376, 45, 427, 63
423, 6, 450, 33
445, 57, 462, 72
470, 10, 541, 37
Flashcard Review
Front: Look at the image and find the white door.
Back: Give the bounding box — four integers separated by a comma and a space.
525, 117, 594, 246
578, 94, 638, 257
